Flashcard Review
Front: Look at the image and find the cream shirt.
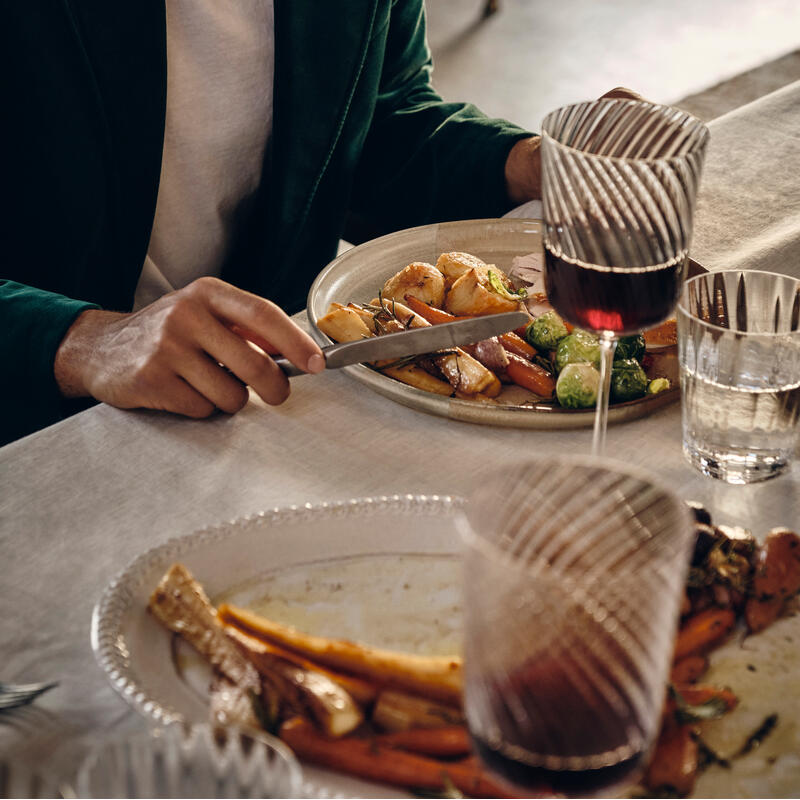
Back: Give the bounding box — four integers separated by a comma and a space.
134, 0, 274, 311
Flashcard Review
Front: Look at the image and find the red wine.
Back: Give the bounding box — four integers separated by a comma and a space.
473, 736, 646, 797
469, 648, 652, 796
544, 243, 686, 335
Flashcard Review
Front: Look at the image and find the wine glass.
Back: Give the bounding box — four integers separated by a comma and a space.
540, 99, 709, 453
458, 456, 694, 797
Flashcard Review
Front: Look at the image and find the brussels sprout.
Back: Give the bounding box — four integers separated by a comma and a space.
610, 358, 648, 402
556, 363, 600, 409
487, 269, 527, 300
525, 310, 569, 352
555, 330, 601, 373
614, 334, 646, 363
647, 377, 671, 395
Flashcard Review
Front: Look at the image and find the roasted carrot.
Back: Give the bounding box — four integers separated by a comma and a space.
220, 604, 463, 705
670, 655, 709, 685
402, 296, 539, 361
505, 353, 556, 398
376, 726, 472, 758
403, 294, 460, 324
498, 331, 537, 359
643, 721, 698, 796
745, 529, 800, 633
673, 608, 736, 660
280, 717, 516, 798
744, 595, 784, 635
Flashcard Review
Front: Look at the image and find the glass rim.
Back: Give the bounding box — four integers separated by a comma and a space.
540, 98, 709, 165
458, 453, 691, 573
677, 268, 800, 337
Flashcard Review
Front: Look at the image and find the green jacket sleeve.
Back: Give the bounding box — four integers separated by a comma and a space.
350, 0, 534, 231
0, 280, 99, 445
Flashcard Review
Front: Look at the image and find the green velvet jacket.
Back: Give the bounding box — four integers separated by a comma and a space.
1, 0, 531, 445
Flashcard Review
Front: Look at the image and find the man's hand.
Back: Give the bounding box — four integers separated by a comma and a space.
54, 277, 325, 418
505, 136, 542, 205
504, 87, 646, 205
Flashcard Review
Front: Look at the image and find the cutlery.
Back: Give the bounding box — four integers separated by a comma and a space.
275, 310, 530, 377
0, 681, 59, 711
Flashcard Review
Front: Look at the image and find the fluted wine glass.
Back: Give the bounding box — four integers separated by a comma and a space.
540, 99, 709, 453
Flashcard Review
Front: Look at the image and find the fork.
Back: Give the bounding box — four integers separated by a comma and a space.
0, 681, 59, 710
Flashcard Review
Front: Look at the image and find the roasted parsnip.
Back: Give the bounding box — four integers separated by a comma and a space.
219, 603, 463, 705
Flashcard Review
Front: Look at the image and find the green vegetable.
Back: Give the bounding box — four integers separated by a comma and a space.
525, 310, 569, 351
614, 334, 646, 363
556, 363, 600, 408
670, 686, 732, 725
647, 377, 671, 395
487, 270, 527, 300
675, 697, 731, 725
555, 331, 601, 373
610, 358, 648, 402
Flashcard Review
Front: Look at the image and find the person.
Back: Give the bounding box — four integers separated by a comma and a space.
0, 1, 628, 446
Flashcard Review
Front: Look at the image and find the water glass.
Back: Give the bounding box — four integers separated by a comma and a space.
458, 456, 694, 797
677, 269, 800, 483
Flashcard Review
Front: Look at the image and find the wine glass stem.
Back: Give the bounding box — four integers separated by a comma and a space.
592, 333, 618, 456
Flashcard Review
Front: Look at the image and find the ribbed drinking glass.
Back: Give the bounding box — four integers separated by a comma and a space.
459, 456, 694, 797
540, 99, 709, 453
678, 269, 800, 483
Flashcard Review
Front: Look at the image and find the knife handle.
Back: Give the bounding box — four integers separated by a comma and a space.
273, 357, 307, 378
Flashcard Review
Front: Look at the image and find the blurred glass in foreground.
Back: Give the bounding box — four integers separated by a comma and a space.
458, 456, 694, 797
72, 723, 302, 799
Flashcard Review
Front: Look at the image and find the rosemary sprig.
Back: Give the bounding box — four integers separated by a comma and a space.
735, 713, 778, 758
692, 732, 731, 771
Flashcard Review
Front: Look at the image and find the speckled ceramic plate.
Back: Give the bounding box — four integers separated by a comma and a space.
307, 218, 692, 429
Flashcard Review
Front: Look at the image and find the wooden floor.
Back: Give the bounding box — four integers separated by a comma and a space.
427, 0, 800, 128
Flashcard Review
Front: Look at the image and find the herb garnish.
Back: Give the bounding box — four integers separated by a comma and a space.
488, 269, 527, 300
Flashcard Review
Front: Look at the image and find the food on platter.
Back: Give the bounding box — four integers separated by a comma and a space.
147, 512, 800, 798
316, 251, 674, 410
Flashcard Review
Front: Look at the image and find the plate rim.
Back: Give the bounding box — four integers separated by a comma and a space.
90, 494, 461, 727
305, 217, 681, 429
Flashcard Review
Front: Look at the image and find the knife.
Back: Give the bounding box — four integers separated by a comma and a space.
274, 310, 530, 377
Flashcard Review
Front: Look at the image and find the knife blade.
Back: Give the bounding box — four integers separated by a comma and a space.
274, 310, 530, 377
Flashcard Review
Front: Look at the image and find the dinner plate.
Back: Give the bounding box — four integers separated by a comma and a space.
92, 496, 462, 799
307, 218, 687, 429
92, 497, 800, 799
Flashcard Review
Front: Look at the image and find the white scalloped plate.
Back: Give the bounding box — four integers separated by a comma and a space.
91, 495, 462, 799
92, 495, 800, 798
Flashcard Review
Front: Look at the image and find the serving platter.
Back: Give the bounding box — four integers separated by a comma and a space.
92, 497, 799, 799
307, 218, 685, 430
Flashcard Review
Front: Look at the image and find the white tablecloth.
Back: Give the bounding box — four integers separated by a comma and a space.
1, 82, 799, 782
